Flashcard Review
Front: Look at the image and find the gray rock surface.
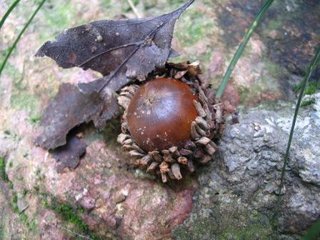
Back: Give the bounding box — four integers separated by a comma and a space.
173, 97, 320, 239
1, 95, 319, 239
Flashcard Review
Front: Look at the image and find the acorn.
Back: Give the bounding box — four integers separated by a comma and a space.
117, 62, 223, 182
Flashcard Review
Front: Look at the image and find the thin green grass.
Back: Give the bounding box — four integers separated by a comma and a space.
271, 47, 320, 237
215, 0, 274, 99
278, 47, 320, 195
0, 0, 47, 77
0, 0, 21, 29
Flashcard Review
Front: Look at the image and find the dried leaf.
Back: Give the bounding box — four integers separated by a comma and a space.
50, 135, 87, 172
35, 82, 119, 149
36, 0, 194, 93
35, 0, 194, 155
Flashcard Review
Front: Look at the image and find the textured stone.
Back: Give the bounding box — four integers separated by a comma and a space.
173, 96, 320, 239
42, 141, 196, 239
1, 0, 319, 239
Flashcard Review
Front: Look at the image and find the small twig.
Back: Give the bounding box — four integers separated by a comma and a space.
19, 204, 29, 214
126, 0, 142, 18
59, 225, 93, 240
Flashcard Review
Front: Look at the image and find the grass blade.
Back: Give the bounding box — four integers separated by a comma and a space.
215, 0, 274, 99
0, 0, 21, 29
303, 219, 320, 240
0, 0, 47, 77
277, 47, 320, 196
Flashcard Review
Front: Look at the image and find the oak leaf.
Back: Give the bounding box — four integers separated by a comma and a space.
35, 1, 194, 152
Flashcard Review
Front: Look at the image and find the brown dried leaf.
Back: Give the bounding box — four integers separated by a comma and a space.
35, 1, 194, 154
50, 135, 87, 172
36, 0, 194, 93
35, 82, 119, 149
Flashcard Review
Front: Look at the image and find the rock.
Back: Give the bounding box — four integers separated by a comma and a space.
2, 94, 320, 239
1, 119, 196, 240
173, 97, 320, 239
207, 0, 320, 106
2, 97, 320, 240
1, 0, 320, 239
2, 78, 320, 239
217, 0, 320, 81
41, 140, 196, 239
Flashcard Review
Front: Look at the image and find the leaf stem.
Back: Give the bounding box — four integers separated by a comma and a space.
215, 0, 274, 99
0, 0, 47, 77
99, 0, 194, 93
126, 0, 143, 18
277, 47, 320, 196
78, 42, 142, 67
0, 0, 21, 29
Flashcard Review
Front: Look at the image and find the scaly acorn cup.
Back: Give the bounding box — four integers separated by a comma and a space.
117, 62, 224, 183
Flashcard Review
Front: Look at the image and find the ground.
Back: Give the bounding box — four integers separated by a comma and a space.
0, 0, 319, 239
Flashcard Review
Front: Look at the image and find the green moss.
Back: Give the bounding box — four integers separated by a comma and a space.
11, 92, 39, 113
168, 0, 186, 6
305, 82, 320, 95
11, 193, 19, 213
264, 58, 287, 79
173, 204, 274, 240
44, 1, 76, 28
173, 214, 222, 240
39, 0, 78, 41
8, 67, 41, 118
0, 157, 9, 182
0, 49, 22, 80
301, 99, 316, 107
100, 0, 112, 8
294, 82, 320, 95
30, 113, 41, 125
238, 86, 251, 103
266, 18, 283, 31
42, 195, 101, 240
175, 10, 214, 47
174, 216, 273, 240
11, 192, 36, 231
22, 189, 29, 197
54, 204, 85, 227
220, 224, 272, 240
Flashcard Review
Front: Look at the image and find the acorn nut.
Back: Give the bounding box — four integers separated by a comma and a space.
117, 62, 223, 182
126, 77, 198, 152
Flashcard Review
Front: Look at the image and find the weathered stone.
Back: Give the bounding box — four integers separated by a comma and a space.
173, 96, 320, 239
1, 0, 319, 239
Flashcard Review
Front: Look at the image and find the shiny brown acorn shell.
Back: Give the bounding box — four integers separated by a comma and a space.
126, 77, 199, 152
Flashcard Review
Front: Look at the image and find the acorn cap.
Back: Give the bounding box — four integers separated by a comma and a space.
117, 62, 224, 182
